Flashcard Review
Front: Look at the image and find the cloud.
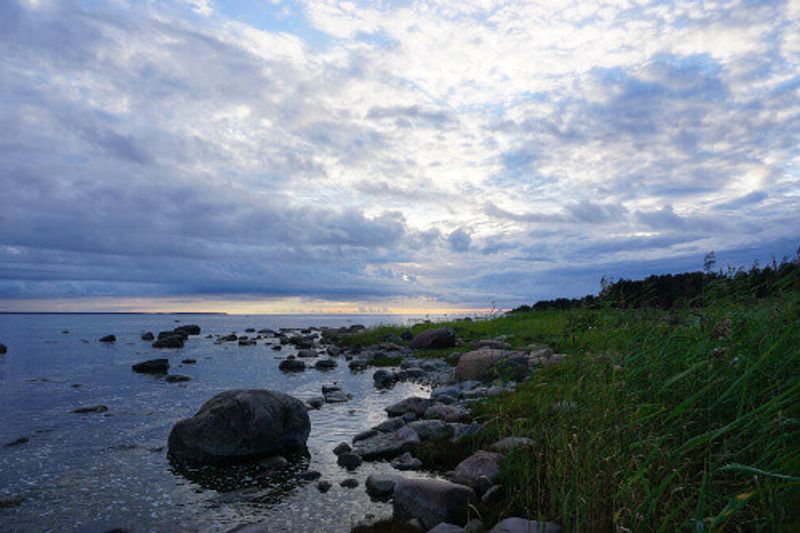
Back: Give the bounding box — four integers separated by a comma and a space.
0, 0, 798, 310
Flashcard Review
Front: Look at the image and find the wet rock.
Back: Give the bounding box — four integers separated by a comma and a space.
141, 332, 155, 341
373, 417, 406, 433
488, 518, 562, 533
327, 345, 342, 356
324, 390, 351, 403
132, 358, 169, 374
489, 437, 534, 454
299, 470, 321, 481
238, 338, 257, 346
366, 474, 401, 498
340, 478, 359, 488
314, 359, 337, 370
353, 427, 419, 460
450, 451, 503, 495
153, 335, 185, 349
353, 429, 378, 443
333, 442, 352, 455
348, 360, 368, 372
181, 358, 197, 365
278, 359, 306, 372
337, 452, 363, 470
244, 328, 256, 333
409, 328, 456, 350
167, 389, 310, 465
307, 397, 324, 409
297, 349, 317, 358
99, 335, 116, 343
373, 369, 397, 388
393, 478, 474, 529
221, 334, 238, 342
0, 495, 24, 509
397, 367, 427, 381
391, 451, 422, 471
4, 436, 30, 447
317, 480, 332, 493
321, 384, 340, 394
288, 335, 314, 349
271, 345, 282, 351
386, 397, 434, 417
0, 343, 6, 354
72, 404, 109, 414
174, 325, 201, 336
166, 374, 191, 383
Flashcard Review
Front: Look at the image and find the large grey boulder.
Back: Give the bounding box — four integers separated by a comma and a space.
407, 419, 454, 441
455, 349, 521, 382
451, 451, 504, 495
410, 328, 456, 350
386, 397, 434, 417
167, 389, 310, 465
353, 426, 419, 460
488, 518, 562, 533
393, 478, 474, 529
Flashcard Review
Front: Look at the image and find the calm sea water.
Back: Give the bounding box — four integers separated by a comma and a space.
0, 313, 454, 532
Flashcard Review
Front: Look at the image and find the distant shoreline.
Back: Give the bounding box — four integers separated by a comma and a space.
0, 312, 228, 315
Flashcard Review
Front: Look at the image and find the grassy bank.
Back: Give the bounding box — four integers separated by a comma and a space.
343, 294, 800, 531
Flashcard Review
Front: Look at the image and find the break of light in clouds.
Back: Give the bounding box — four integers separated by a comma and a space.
1, 0, 799, 313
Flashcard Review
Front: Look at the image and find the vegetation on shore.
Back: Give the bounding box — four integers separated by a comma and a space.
342, 257, 800, 531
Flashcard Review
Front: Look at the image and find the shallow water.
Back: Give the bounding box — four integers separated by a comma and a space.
0, 314, 445, 532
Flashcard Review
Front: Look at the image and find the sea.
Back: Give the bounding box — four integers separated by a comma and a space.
0, 313, 461, 532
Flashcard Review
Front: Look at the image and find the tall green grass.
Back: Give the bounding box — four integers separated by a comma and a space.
338, 288, 799, 530
470, 296, 800, 531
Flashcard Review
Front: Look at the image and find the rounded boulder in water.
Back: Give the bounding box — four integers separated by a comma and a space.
167, 389, 310, 465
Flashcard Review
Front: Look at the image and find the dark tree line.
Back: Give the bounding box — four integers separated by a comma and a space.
510, 252, 800, 312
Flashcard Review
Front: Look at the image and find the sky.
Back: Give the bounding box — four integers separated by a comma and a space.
0, 0, 798, 314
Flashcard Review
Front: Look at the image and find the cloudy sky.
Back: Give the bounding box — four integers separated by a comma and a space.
1, 0, 798, 313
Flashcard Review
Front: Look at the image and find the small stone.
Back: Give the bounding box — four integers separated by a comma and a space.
279, 359, 306, 372
141, 332, 155, 341
337, 452, 363, 470
340, 478, 359, 488
72, 404, 109, 414
333, 442, 352, 455
317, 480, 332, 493
4, 436, 30, 447
307, 396, 324, 409
299, 470, 321, 481
99, 335, 116, 343
166, 374, 191, 383
132, 358, 169, 374
181, 359, 197, 365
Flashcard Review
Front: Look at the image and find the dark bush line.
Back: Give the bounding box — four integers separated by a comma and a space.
512, 253, 800, 312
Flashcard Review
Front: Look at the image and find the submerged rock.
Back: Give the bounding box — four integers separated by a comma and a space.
141, 332, 155, 341
340, 478, 359, 488
373, 369, 397, 388
166, 374, 191, 383
317, 480, 332, 493
174, 324, 201, 336
132, 358, 169, 374
306, 396, 324, 409
72, 405, 109, 414
4, 436, 30, 447
279, 359, 306, 372
99, 335, 116, 343
393, 478, 474, 529
152, 335, 185, 349
314, 359, 337, 370
0, 343, 6, 354
167, 389, 310, 465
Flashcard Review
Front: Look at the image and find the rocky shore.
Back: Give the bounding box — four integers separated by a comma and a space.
149, 322, 567, 533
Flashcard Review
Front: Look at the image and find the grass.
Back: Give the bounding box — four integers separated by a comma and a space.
337, 292, 800, 531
